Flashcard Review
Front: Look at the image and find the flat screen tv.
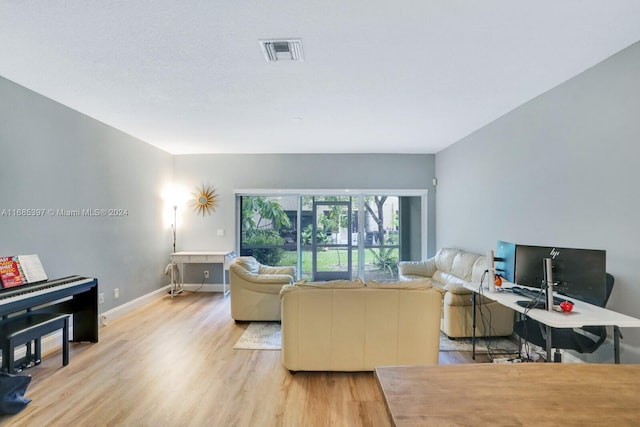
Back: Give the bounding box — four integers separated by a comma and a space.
495, 241, 607, 307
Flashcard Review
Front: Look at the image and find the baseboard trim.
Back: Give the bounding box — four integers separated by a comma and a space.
101, 285, 171, 325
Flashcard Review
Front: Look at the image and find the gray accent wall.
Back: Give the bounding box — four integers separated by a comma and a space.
435, 42, 640, 362
0, 77, 173, 312
173, 153, 436, 260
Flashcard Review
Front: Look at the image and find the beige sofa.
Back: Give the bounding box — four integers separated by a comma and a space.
398, 248, 514, 338
229, 256, 296, 321
280, 278, 441, 372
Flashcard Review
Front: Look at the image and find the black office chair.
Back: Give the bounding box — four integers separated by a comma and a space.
513, 273, 615, 357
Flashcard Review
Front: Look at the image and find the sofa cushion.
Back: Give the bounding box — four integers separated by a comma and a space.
366, 279, 432, 289
471, 257, 489, 283
444, 290, 473, 307
432, 271, 467, 288
451, 252, 482, 281
443, 283, 472, 295
399, 274, 427, 282
397, 259, 436, 279
434, 248, 459, 273
444, 289, 497, 307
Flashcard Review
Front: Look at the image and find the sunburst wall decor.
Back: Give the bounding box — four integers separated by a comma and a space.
191, 184, 219, 216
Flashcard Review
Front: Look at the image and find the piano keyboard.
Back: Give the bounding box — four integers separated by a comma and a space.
0, 275, 93, 305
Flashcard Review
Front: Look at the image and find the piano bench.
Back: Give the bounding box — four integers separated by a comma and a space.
0, 313, 70, 374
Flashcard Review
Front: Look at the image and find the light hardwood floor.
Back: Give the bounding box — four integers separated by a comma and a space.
1, 292, 489, 426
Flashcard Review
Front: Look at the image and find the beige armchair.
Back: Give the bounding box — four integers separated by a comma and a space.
229, 256, 296, 321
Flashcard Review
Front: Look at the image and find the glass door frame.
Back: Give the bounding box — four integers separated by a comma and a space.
235, 189, 429, 280
311, 198, 353, 281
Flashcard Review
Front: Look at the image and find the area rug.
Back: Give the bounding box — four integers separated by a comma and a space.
233, 322, 282, 350
234, 322, 518, 353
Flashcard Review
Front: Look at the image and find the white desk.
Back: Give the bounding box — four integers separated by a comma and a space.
170, 251, 234, 297
464, 281, 640, 363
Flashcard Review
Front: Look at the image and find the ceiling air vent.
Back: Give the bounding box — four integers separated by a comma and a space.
259, 39, 304, 62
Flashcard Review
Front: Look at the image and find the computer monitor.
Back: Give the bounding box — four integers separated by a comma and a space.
495, 240, 516, 283
495, 241, 607, 306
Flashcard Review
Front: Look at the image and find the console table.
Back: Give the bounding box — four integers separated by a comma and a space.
375, 364, 640, 426
464, 281, 640, 363
170, 251, 234, 297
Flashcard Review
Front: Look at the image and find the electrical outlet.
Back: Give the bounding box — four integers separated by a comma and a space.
204, 270, 209, 279
99, 293, 104, 304
114, 288, 119, 299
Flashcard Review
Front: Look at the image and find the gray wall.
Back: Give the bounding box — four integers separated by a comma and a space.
0, 77, 173, 312
172, 153, 435, 282
435, 42, 640, 362
400, 196, 423, 261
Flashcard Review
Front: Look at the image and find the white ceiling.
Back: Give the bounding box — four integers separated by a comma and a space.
2, 1, 640, 155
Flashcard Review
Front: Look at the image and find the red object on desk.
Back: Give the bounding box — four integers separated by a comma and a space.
560, 301, 574, 312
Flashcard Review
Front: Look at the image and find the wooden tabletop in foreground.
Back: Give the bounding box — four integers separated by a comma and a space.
375, 363, 640, 426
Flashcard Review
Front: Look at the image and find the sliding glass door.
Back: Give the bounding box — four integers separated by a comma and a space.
238, 192, 421, 282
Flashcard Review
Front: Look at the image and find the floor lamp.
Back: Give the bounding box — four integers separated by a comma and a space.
171, 204, 177, 253
169, 204, 183, 296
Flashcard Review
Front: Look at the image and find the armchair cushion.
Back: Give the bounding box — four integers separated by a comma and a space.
235, 279, 289, 295
259, 264, 296, 276
230, 256, 296, 321
234, 256, 261, 274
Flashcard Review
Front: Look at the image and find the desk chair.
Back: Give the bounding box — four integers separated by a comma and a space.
514, 273, 615, 360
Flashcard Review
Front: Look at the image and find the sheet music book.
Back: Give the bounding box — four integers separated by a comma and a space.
0, 254, 48, 288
